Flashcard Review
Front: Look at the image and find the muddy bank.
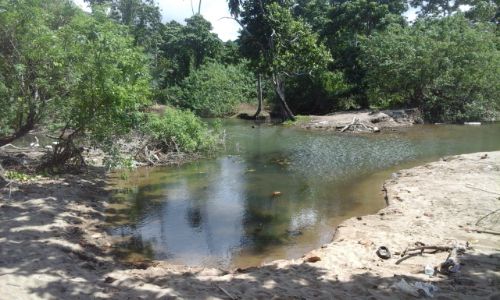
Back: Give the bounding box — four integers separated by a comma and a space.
1, 151, 499, 299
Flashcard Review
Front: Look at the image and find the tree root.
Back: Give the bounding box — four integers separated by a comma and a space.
340, 117, 376, 132
134, 140, 197, 166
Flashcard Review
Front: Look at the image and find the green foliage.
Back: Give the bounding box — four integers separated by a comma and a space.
324, 0, 406, 108
0, 0, 75, 143
142, 109, 217, 153
0, 0, 153, 167
158, 16, 223, 87
231, 1, 332, 119
168, 62, 255, 117
265, 3, 332, 77
5, 170, 38, 182
293, 0, 330, 32
282, 115, 312, 126
54, 8, 151, 150
286, 70, 350, 114
361, 15, 499, 122
464, 0, 499, 22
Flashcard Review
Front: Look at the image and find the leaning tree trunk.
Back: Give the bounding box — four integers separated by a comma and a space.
253, 73, 263, 119
0, 110, 37, 147
0, 163, 7, 188
273, 74, 296, 121
42, 130, 86, 171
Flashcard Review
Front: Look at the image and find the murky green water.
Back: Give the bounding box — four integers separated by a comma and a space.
107, 120, 500, 268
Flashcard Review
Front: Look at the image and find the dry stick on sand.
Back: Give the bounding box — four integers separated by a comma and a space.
476, 208, 500, 226
465, 184, 500, 196
396, 245, 457, 265
214, 284, 237, 300
468, 228, 500, 236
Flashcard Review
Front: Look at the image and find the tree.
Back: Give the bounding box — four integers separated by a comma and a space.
84, 0, 162, 48
169, 61, 255, 117
323, 0, 406, 108
157, 15, 223, 88
292, 0, 330, 33
360, 15, 499, 122
464, 0, 499, 22
410, 0, 471, 17
0, 0, 76, 146
229, 0, 331, 120
44, 8, 151, 167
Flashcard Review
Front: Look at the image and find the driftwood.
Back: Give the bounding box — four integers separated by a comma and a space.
439, 246, 462, 275
467, 228, 500, 236
396, 243, 466, 265
134, 139, 197, 167
340, 117, 377, 133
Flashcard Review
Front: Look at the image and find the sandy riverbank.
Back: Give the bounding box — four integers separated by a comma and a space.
299, 109, 422, 132
1, 151, 499, 299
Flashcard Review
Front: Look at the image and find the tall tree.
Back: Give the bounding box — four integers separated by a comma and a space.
229, 0, 331, 120
360, 15, 499, 122
158, 15, 223, 87
47, 7, 151, 167
0, 0, 76, 146
292, 0, 330, 33
410, 0, 466, 17
323, 0, 406, 107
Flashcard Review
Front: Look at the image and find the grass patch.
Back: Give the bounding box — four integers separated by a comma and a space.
5, 171, 41, 182
282, 115, 312, 126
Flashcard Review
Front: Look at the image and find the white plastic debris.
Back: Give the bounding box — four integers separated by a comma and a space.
424, 264, 435, 276
393, 279, 419, 297
393, 279, 439, 298
414, 281, 439, 298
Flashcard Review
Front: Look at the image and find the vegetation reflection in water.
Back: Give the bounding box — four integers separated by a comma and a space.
107, 120, 500, 268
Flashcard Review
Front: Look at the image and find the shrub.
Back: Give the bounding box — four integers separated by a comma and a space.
142, 109, 217, 153
361, 15, 499, 122
167, 62, 256, 117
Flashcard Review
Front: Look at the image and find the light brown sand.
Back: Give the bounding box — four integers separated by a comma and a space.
1, 152, 499, 299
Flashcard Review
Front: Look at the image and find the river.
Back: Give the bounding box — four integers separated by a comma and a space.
106, 120, 500, 268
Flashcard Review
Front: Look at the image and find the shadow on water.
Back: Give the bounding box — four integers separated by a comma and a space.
106, 121, 500, 268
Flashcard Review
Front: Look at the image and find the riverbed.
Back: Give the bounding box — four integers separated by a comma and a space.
107, 121, 500, 268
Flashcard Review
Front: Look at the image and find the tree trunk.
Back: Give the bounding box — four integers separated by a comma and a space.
273, 74, 295, 121
0, 117, 36, 147
253, 73, 263, 119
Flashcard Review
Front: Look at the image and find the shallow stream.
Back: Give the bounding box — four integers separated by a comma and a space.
107, 121, 500, 268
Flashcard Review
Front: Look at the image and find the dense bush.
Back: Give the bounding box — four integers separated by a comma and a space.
142, 109, 217, 153
165, 62, 255, 117
0, 1, 152, 168
361, 15, 499, 122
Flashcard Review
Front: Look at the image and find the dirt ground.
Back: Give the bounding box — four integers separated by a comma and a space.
1, 151, 499, 299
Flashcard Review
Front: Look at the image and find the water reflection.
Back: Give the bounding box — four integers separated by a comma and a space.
108, 121, 500, 268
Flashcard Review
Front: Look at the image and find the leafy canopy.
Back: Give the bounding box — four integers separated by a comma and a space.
361, 15, 500, 122
169, 62, 256, 117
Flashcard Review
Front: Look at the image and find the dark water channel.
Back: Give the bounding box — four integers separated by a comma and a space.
107, 121, 500, 268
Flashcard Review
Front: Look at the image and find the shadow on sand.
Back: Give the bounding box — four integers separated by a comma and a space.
1, 168, 499, 299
